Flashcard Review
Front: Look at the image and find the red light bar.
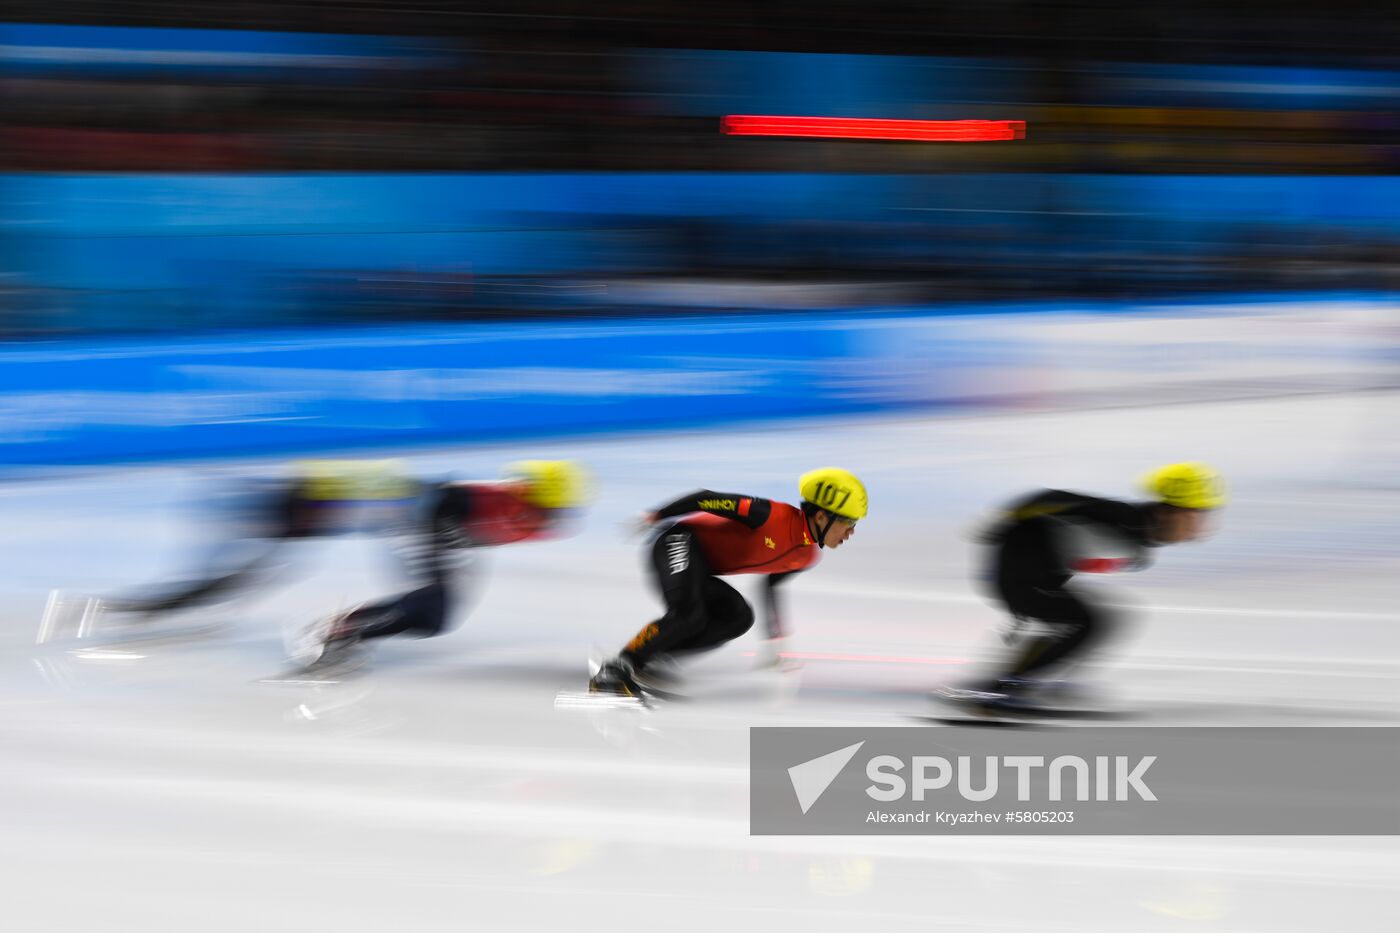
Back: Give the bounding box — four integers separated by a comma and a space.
722, 115, 1025, 142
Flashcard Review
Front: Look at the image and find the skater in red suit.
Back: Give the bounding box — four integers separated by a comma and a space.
295, 459, 591, 668
92, 459, 590, 669
589, 467, 867, 698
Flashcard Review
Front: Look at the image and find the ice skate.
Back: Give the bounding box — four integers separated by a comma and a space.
288, 607, 367, 671
589, 657, 649, 698
555, 654, 651, 710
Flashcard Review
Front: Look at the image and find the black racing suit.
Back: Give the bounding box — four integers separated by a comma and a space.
979, 490, 1157, 681
620, 491, 804, 670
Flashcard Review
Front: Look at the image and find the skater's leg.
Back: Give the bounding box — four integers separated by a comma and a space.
107, 539, 283, 616
342, 582, 451, 641
949, 579, 1116, 702
665, 578, 754, 654
340, 498, 478, 643
110, 479, 320, 617
592, 528, 716, 697
1006, 587, 1113, 678
618, 527, 713, 669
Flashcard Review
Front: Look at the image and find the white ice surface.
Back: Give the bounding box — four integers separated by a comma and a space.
1, 390, 1397, 932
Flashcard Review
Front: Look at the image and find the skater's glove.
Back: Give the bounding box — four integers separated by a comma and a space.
756, 636, 803, 673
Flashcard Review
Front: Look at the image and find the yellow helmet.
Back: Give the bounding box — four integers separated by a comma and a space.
799, 467, 868, 521
503, 459, 592, 509
294, 459, 415, 501
1142, 462, 1226, 510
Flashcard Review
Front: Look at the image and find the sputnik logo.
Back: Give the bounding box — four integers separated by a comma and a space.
788, 741, 865, 814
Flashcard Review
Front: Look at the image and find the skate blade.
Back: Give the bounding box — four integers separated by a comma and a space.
36, 591, 117, 644
257, 671, 357, 686
923, 690, 1041, 726
258, 655, 368, 686
554, 690, 649, 711
912, 709, 1035, 727
1012, 705, 1135, 721
918, 701, 1132, 726
68, 647, 148, 662
37, 590, 231, 650
84, 621, 229, 650
259, 676, 339, 687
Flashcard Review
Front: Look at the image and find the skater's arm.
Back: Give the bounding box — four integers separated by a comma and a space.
1069, 542, 1152, 573
1070, 557, 1128, 573
1007, 491, 1150, 540
761, 571, 802, 640
1003, 489, 1085, 523
755, 572, 804, 671
1055, 521, 1154, 574
1065, 497, 1152, 538
650, 491, 772, 530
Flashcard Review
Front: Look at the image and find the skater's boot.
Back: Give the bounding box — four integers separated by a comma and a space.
589, 656, 645, 698
293, 606, 366, 670
936, 674, 1040, 710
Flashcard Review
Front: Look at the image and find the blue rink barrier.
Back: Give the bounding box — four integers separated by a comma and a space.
0, 297, 1392, 467
0, 313, 915, 466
